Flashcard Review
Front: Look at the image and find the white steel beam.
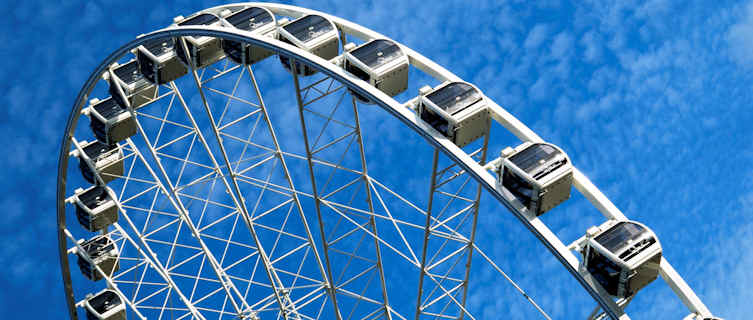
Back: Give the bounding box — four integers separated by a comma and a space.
58, 7, 716, 318
176, 48, 305, 319
291, 61, 345, 320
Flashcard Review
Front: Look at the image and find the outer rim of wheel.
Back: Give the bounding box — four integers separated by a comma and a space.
56, 24, 614, 320
57, 3, 713, 320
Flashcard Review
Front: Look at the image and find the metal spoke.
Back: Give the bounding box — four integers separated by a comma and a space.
180, 46, 306, 319
59, 8, 715, 320
415, 126, 488, 320
292, 59, 345, 320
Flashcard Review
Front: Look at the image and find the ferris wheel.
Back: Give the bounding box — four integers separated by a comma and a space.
56, 3, 723, 320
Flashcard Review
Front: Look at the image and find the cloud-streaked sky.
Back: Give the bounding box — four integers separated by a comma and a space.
2, 0, 752, 319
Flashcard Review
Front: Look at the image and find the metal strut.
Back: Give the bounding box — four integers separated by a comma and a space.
57, 16, 716, 319
415, 128, 489, 320
246, 64, 335, 318
291, 57, 392, 320
178, 40, 307, 319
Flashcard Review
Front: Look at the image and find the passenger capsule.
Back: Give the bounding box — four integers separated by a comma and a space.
581, 220, 662, 298
83, 289, 126, 320
174, 13, 226, 68
683, 316, 724, 320
73, 185, 119, 232
135, 37, 188, 84
277, 14, 339, 76
106, 59, 157, 110
77, 234, 120, 281
497, 142, 573, 216
87, 98, 136, 146
77, 140, 124, 185
221, 7, 277, 65
417, 81, 490, 147
344, 39, 409, 103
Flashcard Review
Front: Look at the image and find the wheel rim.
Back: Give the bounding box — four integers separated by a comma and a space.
57, 3, 715, 320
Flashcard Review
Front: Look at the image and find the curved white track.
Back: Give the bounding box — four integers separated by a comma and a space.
57, 3, 716, 320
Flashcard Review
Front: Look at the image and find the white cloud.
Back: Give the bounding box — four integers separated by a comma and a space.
727, 1, 753, 67
634, 0, 671, 23
529, 76, 550, 102
580, 30, 603, 63
7, 0, 753, 318
524, 24, 549, 50
550, 31, 575, 61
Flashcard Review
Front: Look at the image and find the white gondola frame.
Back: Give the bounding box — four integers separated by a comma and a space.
497, 141, 574, 216
74, 139, 124, 184
172, 13, 226, 68
344, 39, 410, 98
417, 81, 490, 148
84, 288, 127, 320
218, 6, 278, 65
582, 219, 663, 298
72, 185, 120, 232
55, 4, 718, 318
276, 14, 340, 61
104, 59, 158, 110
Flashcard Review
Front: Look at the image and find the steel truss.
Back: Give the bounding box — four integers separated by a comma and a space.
292, 61, 392, 320
415, 129, 488, 320
56, 3, 718, 320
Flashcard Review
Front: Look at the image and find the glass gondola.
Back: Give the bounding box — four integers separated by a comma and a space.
221, 6, 277, 65
581, 220, 662, 298
344, 39, 409, 103
135, 37, 188, 85
76, 140, 124, 184
497, 142, 573, 216
106, 59, 157, 110
87, 97, 137, 146
83, 289, 126, 320
77, 234, 120, 281
73, 185, 119, 232
174, 13, 226, 68
417, 81, 490, 147
277, 14, 339, 76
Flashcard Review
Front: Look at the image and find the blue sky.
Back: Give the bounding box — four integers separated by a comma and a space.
2, 0, 752, 319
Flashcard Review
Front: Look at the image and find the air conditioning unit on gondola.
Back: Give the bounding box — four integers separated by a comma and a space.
76, 140, 124, 185
136, 36, 188, 85
106, 59, 157, 109
277, 14, 339, 76
221, 6, 277, 65
77, 234, 120, 281
417, 81, 490, 148
86, 97, 137, 146
173, 13, 226, 68
73, 185, 119, 232
83, 289, 126, 320
497, 141, 573, 216
344, 39, 409, 103
581, 220, 662, 298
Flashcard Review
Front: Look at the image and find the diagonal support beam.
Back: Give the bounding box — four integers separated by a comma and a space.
291, 59, 345, 320
415, 128, 489, 320
179, 46, 306, 319
112, 64, 252, 316
349, 95, 393, 320
245, 63, 336, 314
123, 103, 248, 315
72, 127, 207, 320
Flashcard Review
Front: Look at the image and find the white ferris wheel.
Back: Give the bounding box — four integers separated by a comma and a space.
56, 3, 722, 320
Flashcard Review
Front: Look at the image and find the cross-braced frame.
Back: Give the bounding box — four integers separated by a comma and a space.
57, 3, 719, 320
